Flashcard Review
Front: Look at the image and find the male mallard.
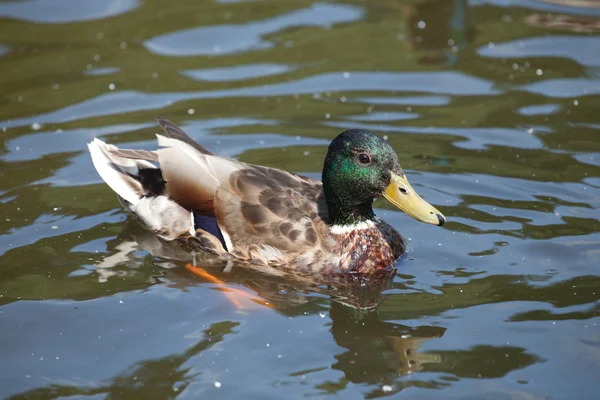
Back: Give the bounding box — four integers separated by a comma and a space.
88, 118, 444, 275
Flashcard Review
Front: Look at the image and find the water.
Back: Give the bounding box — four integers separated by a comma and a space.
1, 0, 599, 398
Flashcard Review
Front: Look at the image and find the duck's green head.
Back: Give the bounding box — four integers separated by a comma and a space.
322, 129, 445, 227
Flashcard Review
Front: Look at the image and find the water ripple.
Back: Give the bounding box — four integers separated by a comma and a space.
0, 0, 138, 23
144, 3, 364, 56
479, 35, 600, 67
1, 1, 599, 398
181, 63, 293, 82
0, 71, 497, 128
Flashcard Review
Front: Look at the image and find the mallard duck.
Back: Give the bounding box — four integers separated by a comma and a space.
88, 118, 444, 275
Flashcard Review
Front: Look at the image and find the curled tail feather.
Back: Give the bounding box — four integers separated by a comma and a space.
87, 138, 156, 206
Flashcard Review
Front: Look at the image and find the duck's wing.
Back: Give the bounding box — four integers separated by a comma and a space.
154, 133, 240, 214
213, 164, 331, 264
155, 117, 214, 155
153, 127, 331, 264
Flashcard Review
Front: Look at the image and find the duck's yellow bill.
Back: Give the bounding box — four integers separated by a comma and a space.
383, 172, 445, 226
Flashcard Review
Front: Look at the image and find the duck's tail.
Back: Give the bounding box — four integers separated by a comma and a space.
88, 138, 194, 240
87, 138, 160, 210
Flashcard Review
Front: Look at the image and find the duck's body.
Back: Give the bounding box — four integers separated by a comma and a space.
88, 118, 443, 275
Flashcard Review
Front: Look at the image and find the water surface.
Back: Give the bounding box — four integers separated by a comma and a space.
1, 0, 599, 399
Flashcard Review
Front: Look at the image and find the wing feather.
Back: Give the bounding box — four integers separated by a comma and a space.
157, 138, 242, 214
213, 164, 330, 263
109, 148, 159, 162
155, 116, 214, 155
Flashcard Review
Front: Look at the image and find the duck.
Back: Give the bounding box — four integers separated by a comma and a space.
88, 117, 445, 275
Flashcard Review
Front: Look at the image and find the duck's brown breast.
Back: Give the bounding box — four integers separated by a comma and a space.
320, 220, 406, 275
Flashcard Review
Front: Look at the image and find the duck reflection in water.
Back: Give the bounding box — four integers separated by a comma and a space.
99, 219, 446, 383
329, 302, 445, 382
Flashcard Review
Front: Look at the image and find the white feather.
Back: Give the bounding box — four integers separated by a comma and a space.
88, 138, 146, 205
330, 220, 375, 235
189, 212, 196, 236
257, 244, 282, 261
134, 196, 191, 240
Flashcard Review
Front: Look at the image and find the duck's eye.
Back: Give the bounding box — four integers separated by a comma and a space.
358, 153, 371, 164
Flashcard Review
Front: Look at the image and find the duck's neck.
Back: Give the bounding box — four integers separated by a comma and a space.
326, 198, 376, 228
322, 152, 376, 228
